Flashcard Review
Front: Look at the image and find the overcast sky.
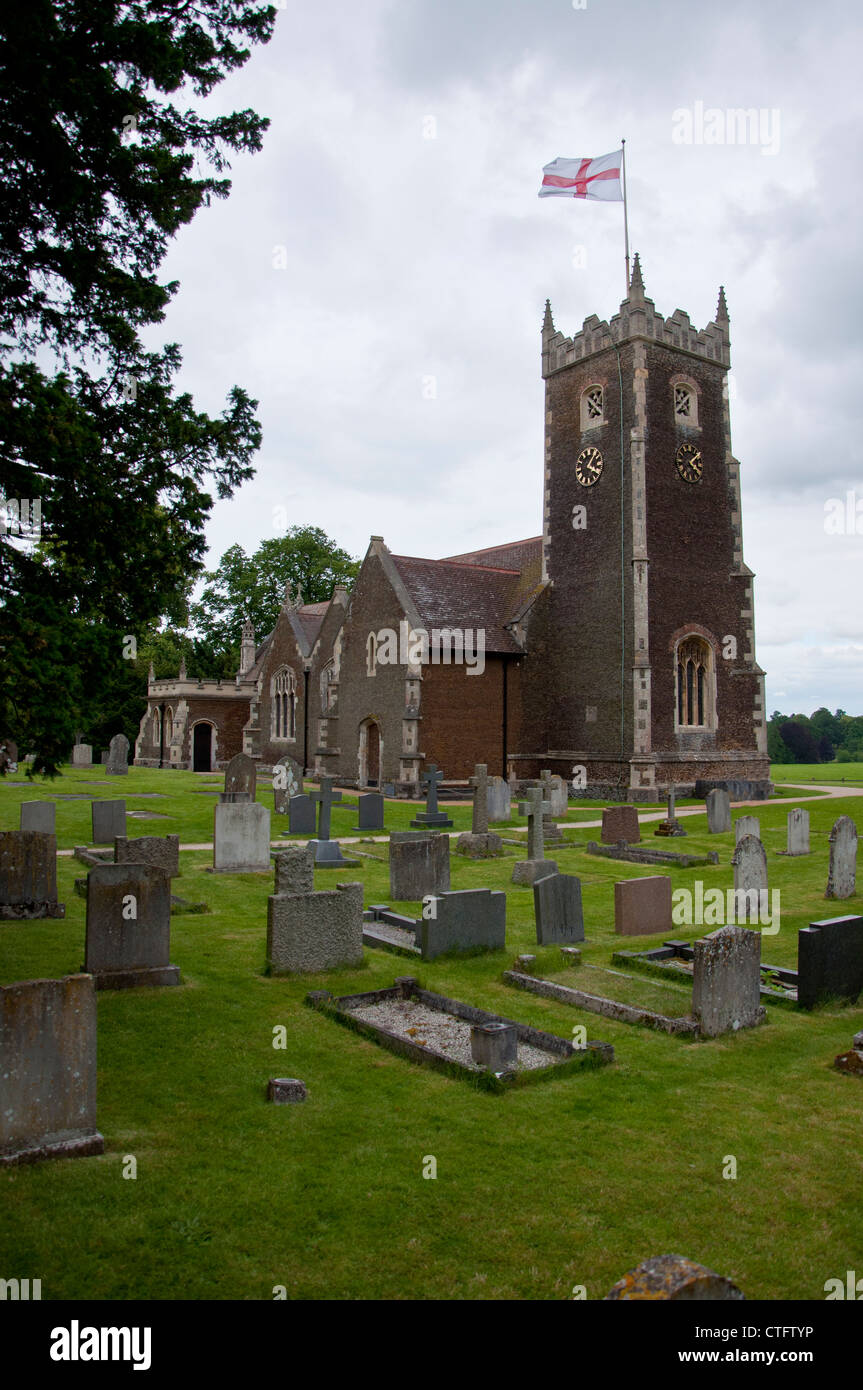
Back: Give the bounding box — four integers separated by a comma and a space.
145, 0, 863, 717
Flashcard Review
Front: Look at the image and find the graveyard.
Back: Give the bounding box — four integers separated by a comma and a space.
0, 764, 861, 1301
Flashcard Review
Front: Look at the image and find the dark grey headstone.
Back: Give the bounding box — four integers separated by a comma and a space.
389, 831, 450, 901
356, 792, 384, 831
288, 794, 317, 835
222, 752, 256, 803
798, 915, 863, 1009
20, 802, 56, 835
84, 862, 178, 989
418, 887, 506, 960
533, 873, 585, 945
706, 789, 732, 834
106, 733, 130, 775
92, 800, 126, 843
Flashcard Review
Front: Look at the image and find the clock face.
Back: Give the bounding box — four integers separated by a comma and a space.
676, 442, 703, 483
575, 445, 603, 487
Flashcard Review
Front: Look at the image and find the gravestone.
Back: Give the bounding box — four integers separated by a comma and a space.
786, 807, 810, 857
418, 887, 506, 960
267, 1078, 308, 1103
100, 751, 109, 765
546, 773, 569, 818
0, 974, 104, 1166
390, 831, 450, 900
486, 775, 511, 823
512, 785, 559, 885
288, 794, 316, 834
308, 777, 357, 867
601, 806, 641, 845
71, 744, 92, 767
470, 1021, 517, 1071
798, 915, 863, 1009
274, 845, 315, 894
355, 792, 384, 831
731, 834, 768, 922
273, 754, 303, 814
705, 789, 731, 833
212, 801, 271, 872
114, 834, 180, 878
654, 785, 686, 838
84, 862, 179, 989
267, 866, 363, 974
410, 764, 453, 828
533, 873, 585, 945
605, 1255, 744, 1302
734, 815, 760, 844
105, 733, 129, 775
92, 799, 126, 843
20, 802, 55, 834
691, 925, 765, 1037
539, 772, 563, 842
0, 831, 65, 919
825, 815, 857, 899
614, 876, 673, 936
221, 752, 256, 804
456, 763, 503, 858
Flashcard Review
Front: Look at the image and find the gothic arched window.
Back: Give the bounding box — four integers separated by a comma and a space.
580, 384, 605, 431
675, 635, 715, 729
271, 667, 297, 740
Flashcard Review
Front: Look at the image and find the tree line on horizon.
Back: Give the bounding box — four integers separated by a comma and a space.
767, 708, 863, 764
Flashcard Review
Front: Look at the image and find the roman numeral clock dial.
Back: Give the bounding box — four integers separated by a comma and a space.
575, 446, 603, 486
676, 442, 703, 483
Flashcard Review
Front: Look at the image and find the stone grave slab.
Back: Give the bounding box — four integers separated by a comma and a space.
0, 831, 64, 919
533, 873, 585, 945
85, 862, 178, 989
212, 801, 271, 873
614, 876, 673, 937
786, 807, 810, 856
267, 879, 363, 974
288, 794, 316, 834
418, 887, 506, 960
355, 792, 384, 831
20, 802, 56, 835
92, 800, 126, 843
389, 831, 450, 900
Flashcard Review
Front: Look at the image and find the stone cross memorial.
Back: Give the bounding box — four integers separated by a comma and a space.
512, 786, 558, 886
456, 764, 503, 859
654, 785, 686, 838
825, 816, 857, 900
84, 862, 179, 989
539, 772, 563, 842
308, 777, 357, 867
105, 733, 129, 775
410, 764, 453, 828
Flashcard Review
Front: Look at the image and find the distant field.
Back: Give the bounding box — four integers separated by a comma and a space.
771, 763, 863, 786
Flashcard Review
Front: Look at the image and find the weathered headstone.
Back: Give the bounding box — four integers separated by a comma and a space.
114, 834, 180, 878
539, 772, 563, 842
456, 763, 503, 858
267, 874, 363, 973
92, 799, 126, 843
355, 792, 384, 831
798, 915, 863, 1009
734, 814, 760, 844
614, 876, 673, 936
105, 733, 129, 775
288, 794, 316, 834
654, 785, 686, 838
0, 831, 65, 919
601, 806, 641, 845
486, 775, 511, 823
470, 1021, 517, 1071
20, 802, 56, 834
533, 873, 585, 945
512, 785, 558, 885
691, 925, 765, 1036
410, 764, 454, 828
274, 845, 315, 895
546, 773, 569, 818
71, 744, 92, 767
273, 754, 303, 814
0, 974, 104, 1166
731, 834, 768, 922
705, 788, 731, 833
786, 807, 810, 857
212, 801, 271, 872
221, 752, 256, 804
605, 1255, 744, 1301
825, 815, 857, 899
389, 831, 450, 900
84, 862, 179, 989
418, 887, 506, 959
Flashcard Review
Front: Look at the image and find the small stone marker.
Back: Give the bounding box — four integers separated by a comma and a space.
705, 788, 731, 833
355, 792, 384, 831
601, 806, 641, 845
288, 794, 316, 834
114, 834, 180, 878
691, 925, 766, 1036
389, 831, 450, 900
456, 763, 503, 858
0, 974, 104, 1166
533, 873, 585, 945
267, 867, 363, 973
92, 799, 126, 843
71, 744, 92, 766
272, 754, 303, 814
512, 785, 558, 885
84, 862, 179, 989
0, 831, 65, 919
267, 1078, 308, 1103
614, 876, 673, 936
212, 801, 271, 872
20, 802, 55, 834
486, 775, 511, 823
797, 915, 863, 1009
786, 807, 810, 856
410, 764, 454, 828
604, 1254, 745, 1301
734, 814, 760, 844
105, 733, 129, 775
418, 887, 506, 960
825, 815, 857, 899
731, 834, 768, 922
654, 785, 686, 838
470, 1021, 517, 1071
221, 752, 256, 803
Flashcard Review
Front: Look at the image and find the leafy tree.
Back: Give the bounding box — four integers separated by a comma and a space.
0, 0, 276, 773
778, 719, 820, 764
190, 528, 361, 656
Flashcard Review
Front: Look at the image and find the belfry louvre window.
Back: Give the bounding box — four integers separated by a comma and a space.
674, 384, 697, 423
581, 385, 604, 429
676, 636, 713, 728
272, 668, 296, 739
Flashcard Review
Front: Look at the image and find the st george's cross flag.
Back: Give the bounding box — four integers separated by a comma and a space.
538, 150, 623, 201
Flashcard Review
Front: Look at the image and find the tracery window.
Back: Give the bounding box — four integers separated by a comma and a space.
676, 636, 714, 729
271, 667, 297, 740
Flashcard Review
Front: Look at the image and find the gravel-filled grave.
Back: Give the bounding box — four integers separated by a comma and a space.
345, 996, 563, 1071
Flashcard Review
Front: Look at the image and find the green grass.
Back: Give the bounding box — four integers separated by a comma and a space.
1, 767, 862, 1300
771, 763, 863, 786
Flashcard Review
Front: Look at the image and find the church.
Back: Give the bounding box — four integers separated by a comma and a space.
134, 257, 770, 801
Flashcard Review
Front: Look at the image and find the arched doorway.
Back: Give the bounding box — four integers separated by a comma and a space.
358, 718, 382, 786
193, 722, 214, 772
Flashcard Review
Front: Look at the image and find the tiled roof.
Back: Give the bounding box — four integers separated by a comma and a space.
390, 555, 527, 654
296, 601, 329, 649
442, 536, 542, 570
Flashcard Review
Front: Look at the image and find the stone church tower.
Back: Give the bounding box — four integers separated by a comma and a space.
523, 254, 769, 796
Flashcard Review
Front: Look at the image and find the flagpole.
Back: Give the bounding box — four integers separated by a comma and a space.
621, 137, 630, 294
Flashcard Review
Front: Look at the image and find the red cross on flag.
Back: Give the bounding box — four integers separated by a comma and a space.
538, 150, 623, 201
